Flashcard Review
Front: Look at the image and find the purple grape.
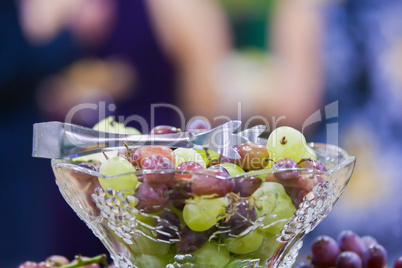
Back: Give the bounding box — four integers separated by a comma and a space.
169, 179, 193, 210
272, 158, 300, 181
142, 155, 175, 185
176, 226, 209, 254
394, 256, 402, 268
311, 235, 341, 267
222, 199, 257, 235
295, 262, 314, 268
299, 159, 326, 171
192, 169, 234, 197
135, 182, 168, 212
150, 125, 180, 134
336, 251, 362, 268
363, 244, 387, 268
337, 230, 365, 257
361, 236, 378, 249
168, 190, 188, 210
154, 211, 181, 241
233, 176, 262, 197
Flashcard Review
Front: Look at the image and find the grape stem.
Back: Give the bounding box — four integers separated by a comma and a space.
122, 141, 131, 159
59, 254, 108, 268
102, 150, 109, 160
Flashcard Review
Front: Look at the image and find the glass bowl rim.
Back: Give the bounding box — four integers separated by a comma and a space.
51, 142, 355, 180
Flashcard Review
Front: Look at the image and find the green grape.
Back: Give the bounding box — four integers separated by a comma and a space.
251, 182, 295, 234
135, 253, 174, 268
135, 211, 158, 226
93, 116, 141, 135
193, 242, 230, 267
267, 126, 307, 162
194, 149, 220, 166
250, 232, 283, 263
183, 197, 227, 231
217, 163, 245, 176
174, 148, 206, 168
98, 156, 138, 191
135, 181, 142, 190
225, 230, 263, 254
225, 256, 260, 268
128, 225, 171, 256
302, 145, 317, 160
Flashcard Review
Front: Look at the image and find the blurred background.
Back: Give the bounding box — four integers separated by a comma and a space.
1, 0, 402, 266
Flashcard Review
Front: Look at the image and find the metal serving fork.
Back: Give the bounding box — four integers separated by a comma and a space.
32, 121, 250, 160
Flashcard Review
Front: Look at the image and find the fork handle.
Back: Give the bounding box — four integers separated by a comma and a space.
62, 127, 195, 157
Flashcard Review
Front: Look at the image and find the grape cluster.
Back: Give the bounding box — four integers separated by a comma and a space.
296, 230, 402, 268
18, 254, 112, 268
68, 121, 329, 267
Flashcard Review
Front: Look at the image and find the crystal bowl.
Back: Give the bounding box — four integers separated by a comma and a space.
51, 143, 355, 268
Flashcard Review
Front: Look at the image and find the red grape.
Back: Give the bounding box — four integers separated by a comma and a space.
142, 155, 175, 185
36, 262, 51, 268
132, 146, 174, 168
286, 175, 323, 207
361, 236, 378, 249
311, 235, 341, 267
18, 262, 38, 268
298, 159, 326, 171
186, 118, 211, 132
363, 244, 387, 268
337, 230, 365, 258
394, 256, 402, 268
135, 182, 169, 212
150, 125, 180, 135
336, 251, 362, 268
234, 142, 269, 170
207, 165, 229, 174
272, 158, 300, 182
47, 255, 69, 266
176, 161, 205, 179
192, 169, 234, 197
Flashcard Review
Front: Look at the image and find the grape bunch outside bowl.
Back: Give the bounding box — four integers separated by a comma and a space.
33, 120, 356, 268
